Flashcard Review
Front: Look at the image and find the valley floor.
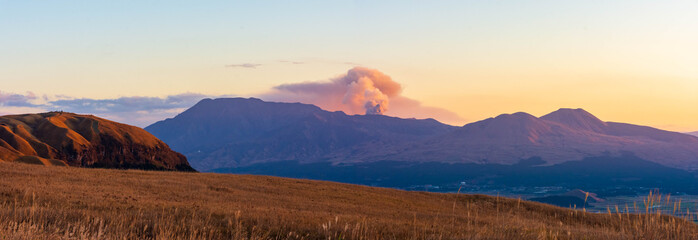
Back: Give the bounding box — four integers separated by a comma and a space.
0, 162, 696, 239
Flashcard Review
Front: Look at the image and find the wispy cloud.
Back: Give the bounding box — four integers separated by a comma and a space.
49, 93, 235, 127
225, 59, 359, 69
0, 91, 40, 107
0, 92, 234, 127
50, 93, 211, 113
225, 63, 262, 68
0, 67, 465, 127
278, 60, 304, 65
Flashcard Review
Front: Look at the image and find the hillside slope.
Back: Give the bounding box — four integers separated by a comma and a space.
1, 162, 695, 239
0, 112, 192, 171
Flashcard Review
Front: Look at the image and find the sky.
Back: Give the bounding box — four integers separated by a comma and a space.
1, 1, 697, 131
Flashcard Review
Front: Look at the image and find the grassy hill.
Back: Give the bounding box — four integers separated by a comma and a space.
0, 162, 696, 239
0, 112, 191, 171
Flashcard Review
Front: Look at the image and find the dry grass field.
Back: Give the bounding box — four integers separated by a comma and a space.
0, 162, 696, 239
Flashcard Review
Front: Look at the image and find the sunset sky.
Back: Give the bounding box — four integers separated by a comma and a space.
1, 1, 697, 131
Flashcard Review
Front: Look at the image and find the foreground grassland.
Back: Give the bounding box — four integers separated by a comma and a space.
0, 162, 696, 239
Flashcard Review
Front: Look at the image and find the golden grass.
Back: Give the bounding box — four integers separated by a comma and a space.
0, 162, 696, 239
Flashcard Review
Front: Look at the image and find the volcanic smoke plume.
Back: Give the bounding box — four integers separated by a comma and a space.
262, 67, 465, 125
270, 67, 401, 115
344, 73, 392, 114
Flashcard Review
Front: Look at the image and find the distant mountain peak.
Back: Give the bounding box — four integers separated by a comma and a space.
455, 111, 553, 145
179, 97, 324, 119
503, 111, 537, 118
541, 108, 607, 132
486, 112, 539, 124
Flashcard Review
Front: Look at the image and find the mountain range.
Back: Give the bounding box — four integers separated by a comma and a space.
147, 98, 698, 170
0, 112, 192, 171
387, 108, 698, 169
145, 98, 455, 170
146, 98, 698, 190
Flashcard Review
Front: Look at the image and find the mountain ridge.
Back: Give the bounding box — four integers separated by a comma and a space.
540, 108, 608, 133
394, 108, 698, 168
146, 98, 455, 170
146, 98, 698, 173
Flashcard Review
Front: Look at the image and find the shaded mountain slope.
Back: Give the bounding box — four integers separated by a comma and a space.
146, 98, 455, 170
0, 112, 192, 171
392, 108, 698, 170
146, 98, 698, 175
